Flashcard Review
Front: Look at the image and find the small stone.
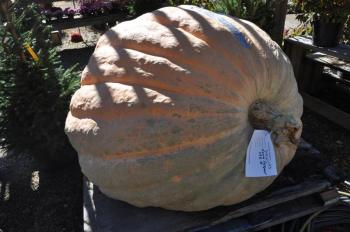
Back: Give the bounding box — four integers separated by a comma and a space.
22, 208, 31, 214
299, 138, 312, 149
336, 140, 343, 145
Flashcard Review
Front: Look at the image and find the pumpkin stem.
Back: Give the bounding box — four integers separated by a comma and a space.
248, 100, 302, 146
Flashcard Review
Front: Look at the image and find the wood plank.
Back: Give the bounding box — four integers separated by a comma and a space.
251, 196, 329, 231
301, 58, 324, 94
204, 180, 330, 227
323, 68, 350, 84
83, 180, 227, 232
301, 91, 350, 130
306, 52, 350, 73
285, 36, 350, 62
48, 13, 127, 30
84, 179, 332, 232
192, 192, 338, 232
284, 39, 307, 82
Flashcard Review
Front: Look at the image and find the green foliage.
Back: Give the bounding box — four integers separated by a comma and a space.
168, 0, 215, 10
0, 1, 80, 166
283, 16, 349, 46
289, 1, 349, 45
132, 0, 166, 15
212, 0, 276, 34
287, 0, 299, 14
284, 23, 312, 39
292, 0, 350, 23
130, 0, 215, 16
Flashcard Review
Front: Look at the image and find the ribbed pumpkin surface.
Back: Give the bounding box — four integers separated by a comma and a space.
65, 5, 303, 211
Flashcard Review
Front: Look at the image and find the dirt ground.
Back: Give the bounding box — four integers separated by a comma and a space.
0, 151, 82, 232
302, 108, 350, 178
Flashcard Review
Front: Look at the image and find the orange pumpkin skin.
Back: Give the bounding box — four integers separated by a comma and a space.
65, 5, 303, 211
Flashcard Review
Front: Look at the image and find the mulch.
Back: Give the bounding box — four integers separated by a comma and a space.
0, 153, 82, 232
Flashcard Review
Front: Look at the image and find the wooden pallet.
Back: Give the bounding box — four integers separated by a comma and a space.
192, 180, 337, 231
83, 179, 339, 232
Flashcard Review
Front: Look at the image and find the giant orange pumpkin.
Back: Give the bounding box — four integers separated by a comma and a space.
65, 5, 303, 211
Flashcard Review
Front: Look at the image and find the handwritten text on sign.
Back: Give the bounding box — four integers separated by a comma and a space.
245, 130, 277, 177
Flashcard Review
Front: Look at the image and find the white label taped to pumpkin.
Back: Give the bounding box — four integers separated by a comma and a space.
245, 130, 277, 177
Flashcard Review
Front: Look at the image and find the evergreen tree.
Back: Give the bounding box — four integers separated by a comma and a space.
0, 0, 80, 166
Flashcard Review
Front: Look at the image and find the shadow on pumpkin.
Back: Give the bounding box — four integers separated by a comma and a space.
83, 28, 158, 109
81, 7, 253, 115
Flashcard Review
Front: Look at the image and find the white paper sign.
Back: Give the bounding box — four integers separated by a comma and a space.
245, 130, 277, 177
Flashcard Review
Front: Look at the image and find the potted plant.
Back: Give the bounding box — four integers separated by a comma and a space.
79, 3, 93, 17
70, 31, 84, 42
51, 7, 63, 20
294, 0, 350, 47
78, 0, 102, 17
63, 7, 76, 19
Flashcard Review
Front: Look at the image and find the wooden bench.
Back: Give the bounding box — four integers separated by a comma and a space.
298, 52, 350, 94
284, 36, 350, 130
47, 12, 127, 31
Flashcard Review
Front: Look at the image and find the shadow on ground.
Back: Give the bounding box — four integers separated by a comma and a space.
0, 45, 91, 232
60, 46, 95, 72
0, 151, 82, 232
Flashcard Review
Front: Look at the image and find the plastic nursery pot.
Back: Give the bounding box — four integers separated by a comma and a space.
81, 12, 94, 17
71, 32, 84, 43
63, 8, 76, 19
45, 15, 51, 22
313, 19, 343, 47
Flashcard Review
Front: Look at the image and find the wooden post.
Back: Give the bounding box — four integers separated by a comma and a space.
284, 39, 307, 83
271, 0, 288, 45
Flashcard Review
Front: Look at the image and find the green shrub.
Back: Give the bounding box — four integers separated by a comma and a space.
132, 0, 166, 16
0, 1, 80, 167
292, 0, 349, 24
168, 0, 215, 10
212, 0, 276, 35
287, 0, 299, 14
289, 0, 350, 45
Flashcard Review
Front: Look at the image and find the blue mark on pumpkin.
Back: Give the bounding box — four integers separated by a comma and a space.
185, 6, 250, 49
